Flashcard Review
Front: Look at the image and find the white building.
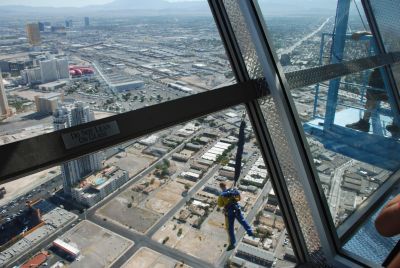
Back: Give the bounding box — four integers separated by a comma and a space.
40, 58, 70, 83
0, 71, 10, 118
21, 67, 42, 85
54, 102, 102, 194
52, 239, 80, 258
111, 81, 144, 92
56, 59, 70, 79
40, 59, 59, 83
232, 243, 275, 267
71, 168, 129, 207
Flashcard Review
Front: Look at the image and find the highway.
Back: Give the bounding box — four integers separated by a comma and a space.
328, 160, 353, 222
278, 17, 332, 56
0, 174, 62, 224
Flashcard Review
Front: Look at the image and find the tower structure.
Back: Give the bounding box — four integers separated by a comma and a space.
0, 71, 10, 118
84, 17, 90, 27
54, 102, 102, 194
26, 23, 41, 45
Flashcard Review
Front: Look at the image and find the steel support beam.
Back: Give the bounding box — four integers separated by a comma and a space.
324, 0, 351, 129
237, 0, 343, 263
209, 0, 310, 263
0, 80, 265, 183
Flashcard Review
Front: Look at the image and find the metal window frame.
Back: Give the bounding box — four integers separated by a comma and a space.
237, 0, 341, 263
0, 80, 266, 182
209, 0, 310, 263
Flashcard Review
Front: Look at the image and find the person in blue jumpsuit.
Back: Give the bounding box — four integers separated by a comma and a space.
218, 182, 254, 251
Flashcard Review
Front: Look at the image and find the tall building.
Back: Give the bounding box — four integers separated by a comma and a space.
84, 17, 90, 27
40, 60, 58, 83
56, 59, 70, 79
38, 22, 44, 32
26, 23, 41, 45
54, 102, 102, 194
21, 67, 42, 85
0, 71, 10, 118
65, 19, 73, 28
40, 59, 69, 83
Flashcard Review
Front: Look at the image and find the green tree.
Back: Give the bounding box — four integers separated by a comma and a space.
161, 166, 169, 177
162, 236, 169, 244
163, 159, 170, 167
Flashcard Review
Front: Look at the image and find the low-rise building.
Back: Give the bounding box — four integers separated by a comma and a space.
242, 235, 261, 247
38, 80, 67, 91
35, 92, 63, 114
111, 81, 144, 92
71, 167, 129, 207
185, 142, 202, 151
233, 243, 274, 267
172, 153, 190, 162
178, 209, 191, 222
180, 171, 201, 182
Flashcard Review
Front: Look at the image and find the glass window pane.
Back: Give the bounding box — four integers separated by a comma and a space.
0, 105, 296, 267
289, 66, 399, 227
0, 2, 234, 145
369, 0, 400, 53
256, 0, 400, 229
257, 0, 377, 74
368, 0, 400, 95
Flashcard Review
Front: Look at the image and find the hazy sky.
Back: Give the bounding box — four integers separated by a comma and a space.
0, 0, 197, 7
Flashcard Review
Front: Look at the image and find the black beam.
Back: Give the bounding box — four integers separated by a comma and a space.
0, 80, 266, 183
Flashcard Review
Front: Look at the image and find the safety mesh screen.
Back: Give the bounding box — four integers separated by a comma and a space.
222, 0, 329, 266
369, 0, 400, 90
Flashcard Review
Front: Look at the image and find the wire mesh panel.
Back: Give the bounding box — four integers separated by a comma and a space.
222, 0, 329, 266
368, 0, 400, 90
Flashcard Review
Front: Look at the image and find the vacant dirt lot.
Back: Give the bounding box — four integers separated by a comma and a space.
97, 194, 160, 233
122, 247, 190, 268
145, 181, 185, 214
62, 221, 133, 268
